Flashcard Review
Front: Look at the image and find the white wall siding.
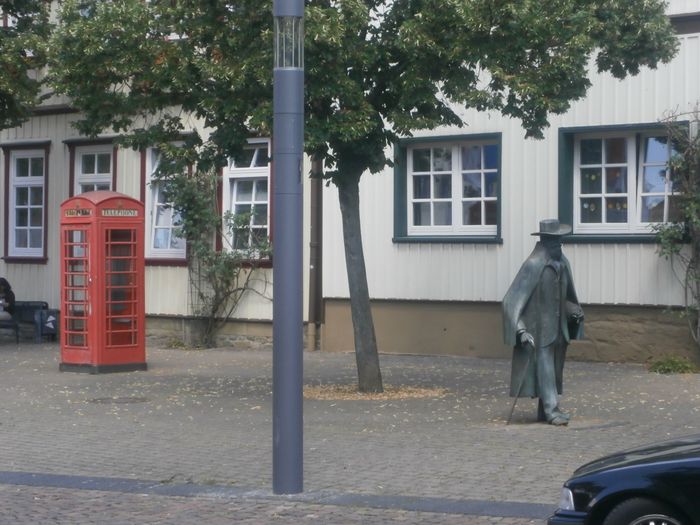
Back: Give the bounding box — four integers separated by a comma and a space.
667, 0, 700, 15
322, 33, 698, 307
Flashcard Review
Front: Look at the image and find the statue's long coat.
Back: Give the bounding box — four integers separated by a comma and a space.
502, 243, 584, 398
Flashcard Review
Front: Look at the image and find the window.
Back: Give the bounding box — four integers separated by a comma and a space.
394, 135, 501, 242
144, 148, 186, 259
570, 130, 679, 236
222, 140, 270, 250
74, 145, 113, 194
7, 148, 46, 258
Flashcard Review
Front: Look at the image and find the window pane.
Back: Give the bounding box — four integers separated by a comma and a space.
644, 136, 668, 163
15, 229, 28, 247
96, 183, 110, 191
605, 138, 626, 164
433, 202, 451, 225
236, 180, 254, 201
234, 204, 252, 217
581, 198, 601, 223
81, 154, 95, 174
255, 179, 268, 200
97, 153, 111, 173
16, 187, 28, 205
153, 229, 169, 249
155, 205, 172, 226
462, 173, 481, 198
605, 167, 627, 194
484, 201, 497, 225
433, 174, 451, 198
413, 203, 431, 225
29, 229, 42, 248
641, 196, 664, 222
16, 208, 28, 226
16, 158, 29, 177
233, 149, 255, 168
462, 201, 481, 225
170, 235, 186, 250
252, 228, 268, 246
580, 139, 601, 165
643, 166, 666, 193
484, 145, 498, 169
432, 147, 451, 172
461, 145, 481, 170
668, 195, 682, 222
412, 149, 430, 172
30, 208, 42, 227
580, 168, 601, 194
30, 157, 43, 177
253, 204, 268, 226
233, 229, 249, 249
606, 197, 627, 223
484, 172, 498, 197
30, 187, 43, 205
254, 147, 269, 167
413, 175, 430, 199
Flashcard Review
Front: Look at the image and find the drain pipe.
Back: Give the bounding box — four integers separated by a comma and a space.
307, 158, 323, 351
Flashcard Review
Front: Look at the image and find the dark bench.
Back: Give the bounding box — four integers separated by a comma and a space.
0, 301, 49, 343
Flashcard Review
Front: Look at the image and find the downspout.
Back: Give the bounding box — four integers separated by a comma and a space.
307, 158, 323, 350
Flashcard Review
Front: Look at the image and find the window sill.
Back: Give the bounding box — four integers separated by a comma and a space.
564, 234, 659, 244
393, 236, 502, 244
2, 256, 48, 264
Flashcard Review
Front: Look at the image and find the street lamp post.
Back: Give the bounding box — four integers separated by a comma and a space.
272, 0, 304, 495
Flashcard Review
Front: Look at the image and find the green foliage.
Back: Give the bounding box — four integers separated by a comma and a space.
648, 355, 697, 374
654, 111, 700, 346
0, 0, 50, 129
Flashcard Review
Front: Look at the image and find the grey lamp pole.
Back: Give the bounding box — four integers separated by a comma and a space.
272, 0, 304, 495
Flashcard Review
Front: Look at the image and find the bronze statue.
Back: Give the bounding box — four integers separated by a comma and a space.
502, 219, 584, 426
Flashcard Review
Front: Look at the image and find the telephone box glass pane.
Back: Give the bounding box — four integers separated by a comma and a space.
63, 228, 89, 349
106, 228, 137, 347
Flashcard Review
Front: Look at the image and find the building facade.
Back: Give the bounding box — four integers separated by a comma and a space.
320, 2, 700, 363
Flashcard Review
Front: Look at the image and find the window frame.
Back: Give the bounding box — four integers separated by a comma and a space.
394, 133, 502, 244
143, 147, 187, 262
2, 142, 50, 262
559, 124, 686, 243
222, 138, 271, 253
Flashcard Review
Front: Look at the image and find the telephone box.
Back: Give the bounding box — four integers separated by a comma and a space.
60, 191, 147, 373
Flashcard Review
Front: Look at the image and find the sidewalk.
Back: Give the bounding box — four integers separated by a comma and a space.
0, 342, 699, 524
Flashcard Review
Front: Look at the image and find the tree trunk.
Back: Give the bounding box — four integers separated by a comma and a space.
336, 174, 383, 393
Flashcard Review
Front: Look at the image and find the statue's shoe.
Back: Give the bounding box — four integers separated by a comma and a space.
548, 414, 569, 426
552, 408, 570, 421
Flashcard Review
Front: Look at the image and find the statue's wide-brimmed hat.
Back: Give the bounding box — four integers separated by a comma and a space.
531, 219, 572, 237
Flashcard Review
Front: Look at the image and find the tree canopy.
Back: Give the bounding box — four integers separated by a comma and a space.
0, 0, 50, 129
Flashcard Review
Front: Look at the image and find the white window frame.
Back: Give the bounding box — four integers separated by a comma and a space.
222, 139, 271, 251
8, 149, 45, 258
145, 147, 186, 259
407, 140, 499, 236
74, 144, 113, 195
573, 131, 677, 235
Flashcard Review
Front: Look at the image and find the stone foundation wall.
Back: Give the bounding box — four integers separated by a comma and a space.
320, 299, 699, 365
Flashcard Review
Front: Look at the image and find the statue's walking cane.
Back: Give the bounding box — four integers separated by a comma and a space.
507, 340, 534, 425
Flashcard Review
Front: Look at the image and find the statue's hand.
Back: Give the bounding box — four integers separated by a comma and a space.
519, 331, 535, 347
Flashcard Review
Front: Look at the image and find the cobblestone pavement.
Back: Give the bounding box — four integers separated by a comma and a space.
0, 341, 699, 523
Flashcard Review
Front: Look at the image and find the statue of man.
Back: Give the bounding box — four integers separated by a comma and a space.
502, 219, 584, 426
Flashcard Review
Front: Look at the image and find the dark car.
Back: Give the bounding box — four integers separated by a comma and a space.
548, 434, 700, 525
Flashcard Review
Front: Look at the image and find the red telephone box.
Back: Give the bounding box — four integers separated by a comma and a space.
60, 191, 147, 373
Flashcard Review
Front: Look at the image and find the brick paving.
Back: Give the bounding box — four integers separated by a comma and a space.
0, 340, 699, 523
